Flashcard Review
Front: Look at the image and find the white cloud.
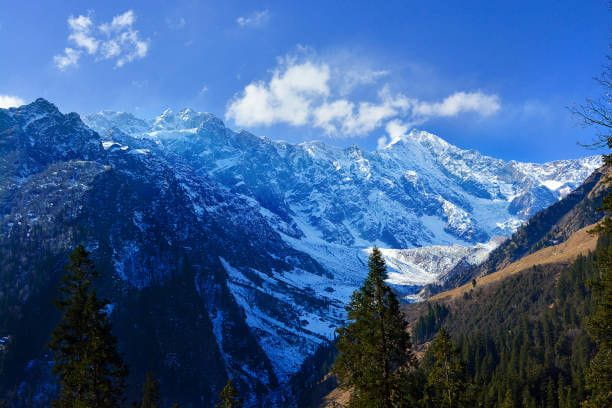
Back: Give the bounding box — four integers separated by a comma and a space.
67, 15, 98, 54
313, 100, 354, 133
53, 47, 82, 70
99, 10, 135, 33
226, 61, 330, 126
412, 91, 500, 118
225, 55, 501, 137
377, 136, 389, 150
54, 10, 149, 70
377, 120, 411, 149
0, 95, 25, 109
236, 10, 270, 28
338, 68, 389, 96
385, 119, 409, 142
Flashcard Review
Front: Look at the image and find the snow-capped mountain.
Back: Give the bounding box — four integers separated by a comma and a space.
84, 108, 599, 247
82, 105, 600, 337
0, 99, 599, 406
83, 108, 600, 286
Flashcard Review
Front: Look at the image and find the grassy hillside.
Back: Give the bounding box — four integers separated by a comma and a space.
408, 231, 609, 407
442, 166, 608, 290
432, 223, 598, 301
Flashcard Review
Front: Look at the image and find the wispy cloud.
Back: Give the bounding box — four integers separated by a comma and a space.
54, 10, 149, 70
412, 92, 500, 118
0, 95, 25, 109
236, 10, 270, 28
54, 48, 81, 70
166, 16, 186, 30
225, 52, 501, 138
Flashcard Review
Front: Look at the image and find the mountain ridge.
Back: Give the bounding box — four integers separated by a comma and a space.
0, 98, 602, 406
84, 107, 600, 244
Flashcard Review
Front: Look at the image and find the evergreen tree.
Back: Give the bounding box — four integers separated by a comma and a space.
578, 58, 612, 406
216, 380, 241, 408
421, 329, 471, 408
522, 387, 536, 408
583, 198, 612, 407
140, 372, 161, 408
500, 389, 514, 408
49, 245, 127, 408
333, 247, 417, 407
545, 379, 556, 408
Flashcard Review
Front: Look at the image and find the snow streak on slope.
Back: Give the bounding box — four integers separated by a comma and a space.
79, 107, 601, 384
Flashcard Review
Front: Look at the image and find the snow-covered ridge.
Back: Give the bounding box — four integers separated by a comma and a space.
84, 108, 600, 245
79, 106, 602, 382
83, 107, 600, 291
83, 107, 600, 253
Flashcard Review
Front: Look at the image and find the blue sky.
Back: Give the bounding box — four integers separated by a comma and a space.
0, 1, 609, 162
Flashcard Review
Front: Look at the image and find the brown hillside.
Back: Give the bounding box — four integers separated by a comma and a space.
431, 223, 599, 302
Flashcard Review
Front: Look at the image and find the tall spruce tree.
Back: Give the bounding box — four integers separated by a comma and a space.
333, 247, 417, 407
216, 380, 241, 408
583, 197, 612, 408
49, 245, 127, 408
140, 372, 161, 408
500, 389, 515, 408
574, 58, 612, 408
421, 329, 471, 408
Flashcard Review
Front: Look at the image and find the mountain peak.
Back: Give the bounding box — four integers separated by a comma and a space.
31, 97, 56, 109
15, 98, 61, 116
383, 129, 450, 151
4, 98, 65, 132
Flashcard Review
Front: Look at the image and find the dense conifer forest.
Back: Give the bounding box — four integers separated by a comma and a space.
424, 237, 606, 407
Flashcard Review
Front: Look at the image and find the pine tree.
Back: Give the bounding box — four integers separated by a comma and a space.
500, 389, 514, 408
545, 379, 556, 408
140, 372, 161, 408
333, 247, 417, 407
522, 387, 536, 408
49, 245, 127, 408
216, 380, 241, 408
421, 329, 471, 408
583, 196, 612, 407
581, 76, 612, 405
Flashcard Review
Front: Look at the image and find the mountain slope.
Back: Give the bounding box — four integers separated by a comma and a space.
0, 100, 336, 406
324, 166, 610, 407
83, 108, 599, 293
431, 223, 599, 301
438, 165, 609, 291
84, 109, 600, 248
0, 99, 601, 406
403, 229, 610, 408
